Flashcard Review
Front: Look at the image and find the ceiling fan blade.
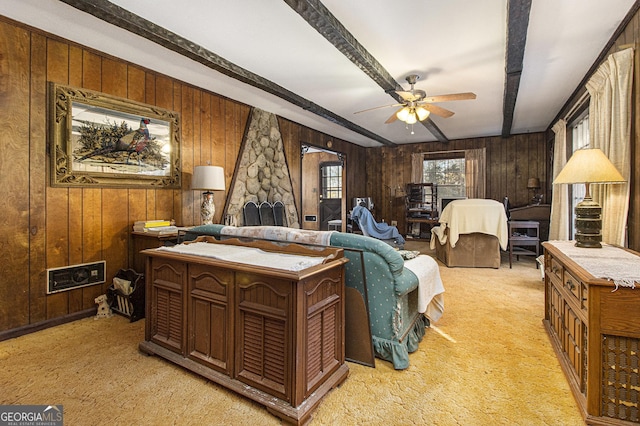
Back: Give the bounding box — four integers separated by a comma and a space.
423, 103, 455, 118
423, 92, 477, 103
354, 103, 403, 114
395, 91, 420, 102
385, 108, 404, 124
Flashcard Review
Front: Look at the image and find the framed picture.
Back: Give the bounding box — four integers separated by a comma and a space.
49, 83, 181, 188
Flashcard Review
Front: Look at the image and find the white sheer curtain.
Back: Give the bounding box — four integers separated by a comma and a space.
585, 48, 633, 246
549, 119, 569, 240
411, 153, 424, 183
464, 148, 486, 199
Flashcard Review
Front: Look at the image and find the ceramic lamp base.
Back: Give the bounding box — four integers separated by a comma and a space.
200, 192, 215, 225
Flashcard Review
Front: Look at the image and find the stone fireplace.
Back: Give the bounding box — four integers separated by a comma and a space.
224, 108, 300, 227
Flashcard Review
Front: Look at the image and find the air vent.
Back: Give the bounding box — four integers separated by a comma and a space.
47, 261, 106, 294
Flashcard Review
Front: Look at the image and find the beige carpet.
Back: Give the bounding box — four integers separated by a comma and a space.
0, 245, 584, 425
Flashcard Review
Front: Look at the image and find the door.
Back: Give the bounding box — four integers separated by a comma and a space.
319, 161, 342, 230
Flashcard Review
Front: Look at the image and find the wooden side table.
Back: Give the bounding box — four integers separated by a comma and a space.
130, 232, 179, 273
508, 220, 539, 268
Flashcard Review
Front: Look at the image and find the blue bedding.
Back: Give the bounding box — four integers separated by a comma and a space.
351, 205, 405, 246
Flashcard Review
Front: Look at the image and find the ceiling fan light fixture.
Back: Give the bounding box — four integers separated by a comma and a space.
416, 106, 430, 121
396, 107, 411, 122
405, 110, 417, 124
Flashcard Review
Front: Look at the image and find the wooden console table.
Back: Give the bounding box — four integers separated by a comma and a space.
543, 241, 640, 424
139, 237, 349, 425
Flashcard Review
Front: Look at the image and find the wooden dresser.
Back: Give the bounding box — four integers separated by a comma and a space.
139, 237, 349, 425
543, 242, 640, 425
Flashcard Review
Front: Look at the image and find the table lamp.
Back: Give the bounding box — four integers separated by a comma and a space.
192, 165, 225, 224
527, 177, 542, 205
552, 148, 625, 248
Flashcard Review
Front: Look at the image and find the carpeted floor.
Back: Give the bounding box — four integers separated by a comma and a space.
0, 244, 584, 425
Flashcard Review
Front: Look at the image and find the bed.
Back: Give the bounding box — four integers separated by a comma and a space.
430, 199, 508, 268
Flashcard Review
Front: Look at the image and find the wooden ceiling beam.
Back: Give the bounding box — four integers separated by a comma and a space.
284, 0, 449, 143
502, 0, 532, 138
58, 0, 396, 147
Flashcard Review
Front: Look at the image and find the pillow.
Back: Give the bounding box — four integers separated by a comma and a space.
397, 250, 420, 260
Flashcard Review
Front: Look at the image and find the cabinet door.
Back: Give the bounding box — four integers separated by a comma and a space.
188, 264, 234, 375
302, 267, 344, 397
235, 272, 292, 402
563, 301, 587, 394
149, 258, 186, 354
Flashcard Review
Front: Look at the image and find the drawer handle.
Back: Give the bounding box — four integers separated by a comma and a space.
566, 280, 575, 291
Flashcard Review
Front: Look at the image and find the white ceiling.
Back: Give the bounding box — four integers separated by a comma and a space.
1, 0, 636, 147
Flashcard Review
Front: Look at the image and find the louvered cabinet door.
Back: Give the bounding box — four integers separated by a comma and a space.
301, 266, 344, 401
235, 272, 292, 402
188, 264, 234, 375
148, 258, 187, 354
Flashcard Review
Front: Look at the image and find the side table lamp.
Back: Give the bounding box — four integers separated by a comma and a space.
552, 148, 625, 248
192, 165, 225, 225
527, 177, 542, 205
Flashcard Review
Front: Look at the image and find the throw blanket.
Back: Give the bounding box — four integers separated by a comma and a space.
351, 205, 405, 245
546, 241, 640, 289
403, 255, 445, 321
430, 199, 508, 250
156, 241, 325, 272
220, 225, 335, 246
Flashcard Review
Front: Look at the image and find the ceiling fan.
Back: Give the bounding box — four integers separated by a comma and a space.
355, 74, 476, 125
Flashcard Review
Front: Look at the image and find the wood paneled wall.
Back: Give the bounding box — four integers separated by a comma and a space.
365, 132, 549, 233
0, 17, 366, 333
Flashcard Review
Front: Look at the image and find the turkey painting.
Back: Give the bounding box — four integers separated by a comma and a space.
72, 103, 171, 176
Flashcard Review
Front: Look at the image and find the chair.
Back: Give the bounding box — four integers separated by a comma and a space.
259, 202, 275, 226
273, 201, 286, 226
350, 205, 405, 248
242, 201, 260, 226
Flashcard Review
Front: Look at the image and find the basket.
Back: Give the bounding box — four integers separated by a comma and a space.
106, 269, 145, 322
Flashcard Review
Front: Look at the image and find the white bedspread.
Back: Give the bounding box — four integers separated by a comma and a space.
430, 199, 508, 250
403, 255, 445, 322
156, 242, 325, 272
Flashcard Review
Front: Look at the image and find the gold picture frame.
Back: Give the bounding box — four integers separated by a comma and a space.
49, 83, 181, 188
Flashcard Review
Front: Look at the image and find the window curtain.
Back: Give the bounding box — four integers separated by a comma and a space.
464, 148, 486, 199
585, 47, 633, 246
549, 119, 569, 240
411, 153, 423, 183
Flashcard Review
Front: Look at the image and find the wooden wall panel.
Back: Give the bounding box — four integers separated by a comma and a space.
369, 133, 548, 232
45, 38, 71, 319
29, 31, 48, 324
0, 21, 31, 329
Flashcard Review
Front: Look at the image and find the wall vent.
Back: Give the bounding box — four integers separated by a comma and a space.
47, 261, 106, 294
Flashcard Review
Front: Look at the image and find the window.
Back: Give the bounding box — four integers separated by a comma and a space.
320, 162, 342, 199
423, 157, 465, 209
568, 111, 589, 238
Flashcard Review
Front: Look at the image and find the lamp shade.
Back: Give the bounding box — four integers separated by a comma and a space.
553, 148, 625, 185
396, 107, 410, 122
415, 106, 430, 121
192, 165, 225, 191
527, 177, 541, 189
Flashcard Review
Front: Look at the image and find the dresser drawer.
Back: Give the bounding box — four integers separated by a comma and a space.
548, 257, 563, 282
564, 270, 588, 311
